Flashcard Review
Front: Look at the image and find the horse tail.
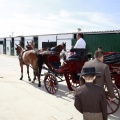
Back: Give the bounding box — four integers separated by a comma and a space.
37, 54, 43, 75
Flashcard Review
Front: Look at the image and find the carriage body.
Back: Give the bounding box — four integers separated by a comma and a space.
44, 54, 87, 93
104, 52, 120, 88
43, 49, 120, 115
43, 49, 87, 92
44, 50, 120, 91
109, 64, 120, 88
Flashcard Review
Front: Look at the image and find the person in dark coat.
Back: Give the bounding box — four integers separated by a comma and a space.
80, 50, 115, 100
74, 67, 107, 120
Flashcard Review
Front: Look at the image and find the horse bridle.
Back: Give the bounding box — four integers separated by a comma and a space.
16, 46, 26, 61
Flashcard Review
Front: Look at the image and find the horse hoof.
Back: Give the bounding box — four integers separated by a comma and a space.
19, 78, 22, 80
38, 84, 41, 87
29, 78, 31, 81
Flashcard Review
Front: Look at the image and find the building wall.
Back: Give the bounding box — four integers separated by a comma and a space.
0, 38, 4, 54
14, 37, 22, 56
57, 33, 73, 50
38, 34, 73, 50
0, 44, 3, 54
6, 38, 11, 55
38, 35, 57, 49
3, 38, 6, 54
84, 33, 120, 56
1, 31, 120, 56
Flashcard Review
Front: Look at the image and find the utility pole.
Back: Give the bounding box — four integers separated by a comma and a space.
12, 32, 14, 37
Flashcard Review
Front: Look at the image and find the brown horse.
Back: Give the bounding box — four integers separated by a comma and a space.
26, 41, 35, 50
40, 42, 66, 69
27, 41, 66, 52
26, 41, 46, 52
26, 42, 66, 70
15, 44, 43, 87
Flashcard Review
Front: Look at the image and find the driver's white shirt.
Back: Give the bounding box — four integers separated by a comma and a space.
74, 38, 86, 48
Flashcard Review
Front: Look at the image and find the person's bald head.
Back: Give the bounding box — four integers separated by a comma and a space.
76, 33, 84, 40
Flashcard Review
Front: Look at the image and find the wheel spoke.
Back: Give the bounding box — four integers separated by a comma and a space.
104, 83, 120, 114
51, 87, 55, 94
44, 73, 58, 94
107, 101, 114, 112
46, 81, 49, 85
46, 84, 50, 89
110, 100, 119, 106
50, 86, 52, 93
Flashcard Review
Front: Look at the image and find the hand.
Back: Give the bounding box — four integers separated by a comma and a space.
74, 91, 77, 96
109, 97, 116, 102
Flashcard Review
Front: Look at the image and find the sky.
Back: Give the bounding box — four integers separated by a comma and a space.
0, 0, 120, 37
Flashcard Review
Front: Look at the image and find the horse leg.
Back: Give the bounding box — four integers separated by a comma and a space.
37, 54, 43, 87
33, 67, 37, 81
26, 65, 31, 81
20, 62, 23, 80
37, 72, 41, 87
32, 66, 41, 87
32, 55, 43, 87
32, 71, 36, 83
32, 67, 41, 87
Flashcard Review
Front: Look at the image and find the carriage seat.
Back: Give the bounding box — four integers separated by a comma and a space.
104, 52, 120, 64
70, 48, 87, 52
66, 58, 80, 61
67, 48, 88, 61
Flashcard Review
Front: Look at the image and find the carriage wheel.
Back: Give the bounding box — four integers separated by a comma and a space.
44, 73, 58, 94
70, 81, 80, 90
68, 73, 80, 90
104, 83, 120, 114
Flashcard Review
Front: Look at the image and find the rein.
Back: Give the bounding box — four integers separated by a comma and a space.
18, 50, 26, 61
52, 45, 65, 52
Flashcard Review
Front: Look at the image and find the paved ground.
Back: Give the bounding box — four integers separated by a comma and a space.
0, 54, 120, 120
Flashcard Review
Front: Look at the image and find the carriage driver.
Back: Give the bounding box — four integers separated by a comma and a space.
74, 33, 86, 48
74, 67, 107, 120
68, 33, 86, 58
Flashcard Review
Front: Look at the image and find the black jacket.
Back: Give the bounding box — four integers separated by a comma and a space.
74, 83, 107, 120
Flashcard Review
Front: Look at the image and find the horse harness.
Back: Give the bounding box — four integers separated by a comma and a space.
18, 50, 28, 64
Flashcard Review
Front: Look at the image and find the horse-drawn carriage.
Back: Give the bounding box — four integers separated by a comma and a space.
15, 42, 120, 115
42, 48, 120, 115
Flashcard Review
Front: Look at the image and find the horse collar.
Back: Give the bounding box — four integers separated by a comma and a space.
18, 50, 26, 60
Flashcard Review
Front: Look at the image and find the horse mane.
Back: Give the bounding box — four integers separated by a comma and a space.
52, 42, 66, 52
